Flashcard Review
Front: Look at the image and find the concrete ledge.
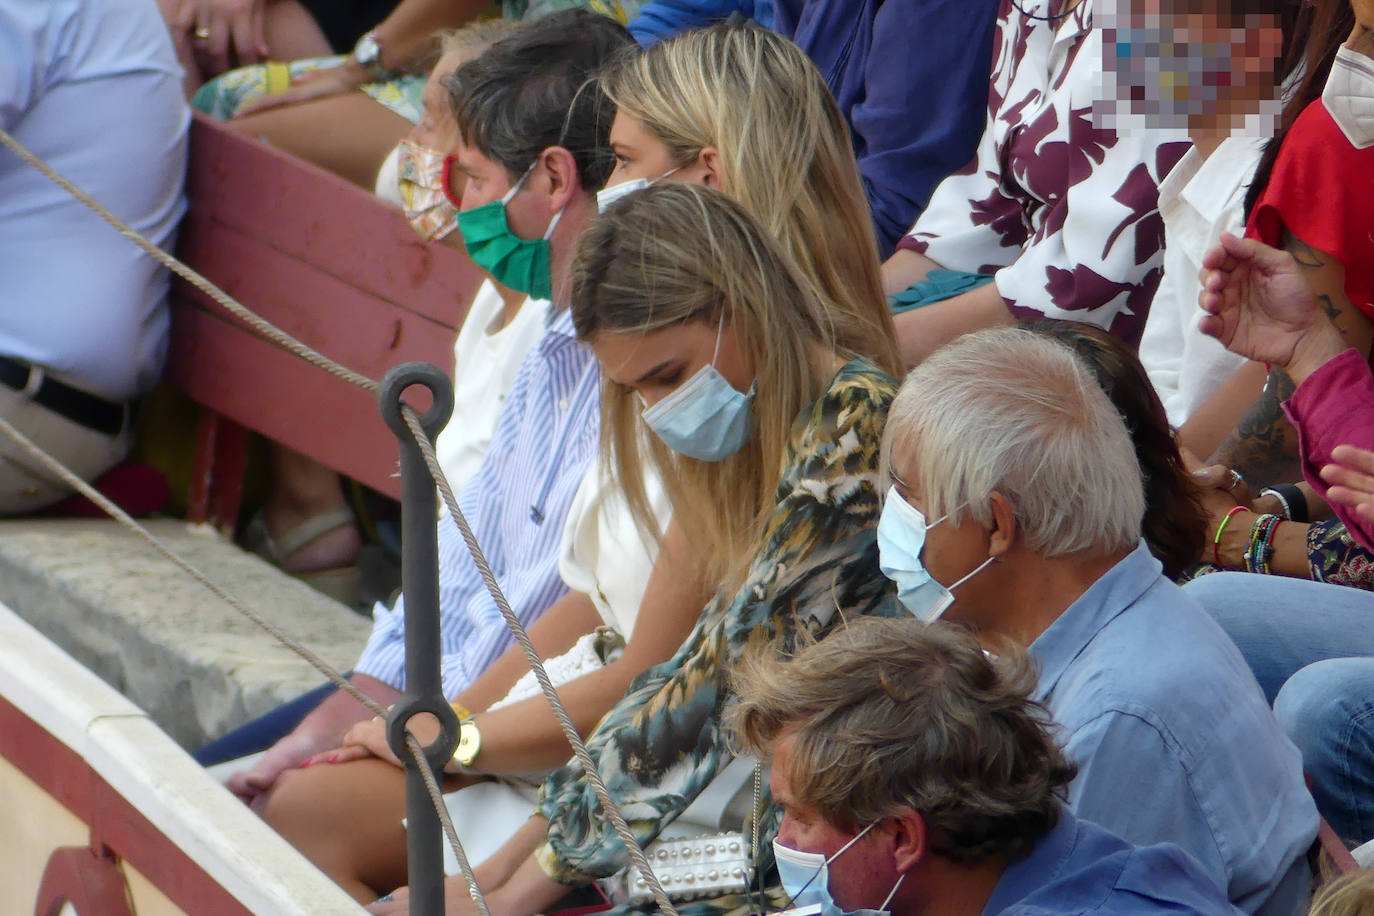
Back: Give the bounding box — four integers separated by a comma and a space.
0, 518, 370, 749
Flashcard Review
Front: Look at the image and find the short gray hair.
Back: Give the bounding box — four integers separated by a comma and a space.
882, 328, 1144, 558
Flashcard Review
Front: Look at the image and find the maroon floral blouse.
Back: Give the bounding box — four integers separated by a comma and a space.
897, 0, 1190, 348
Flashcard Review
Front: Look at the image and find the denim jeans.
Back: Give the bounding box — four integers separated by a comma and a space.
1184, 573, 1374, 843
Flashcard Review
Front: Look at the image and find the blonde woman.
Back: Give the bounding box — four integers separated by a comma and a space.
559, 21, 901, 620
375, 181, 900, 915
259, 25, 900, 904
599, 22, 900, 368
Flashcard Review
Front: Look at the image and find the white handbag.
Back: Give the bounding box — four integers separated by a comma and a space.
619, 757, 763, 904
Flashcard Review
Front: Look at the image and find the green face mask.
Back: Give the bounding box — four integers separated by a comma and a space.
457, 163, 563, 301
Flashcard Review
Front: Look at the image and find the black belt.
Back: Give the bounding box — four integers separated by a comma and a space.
0, 355, 128, 437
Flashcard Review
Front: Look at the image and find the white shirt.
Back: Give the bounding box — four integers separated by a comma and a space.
0, 0, 188, 400
557, 461, 673, 640
374, 144, 403, 207
434, 279, 550, 495
1139, 139, 1261, 427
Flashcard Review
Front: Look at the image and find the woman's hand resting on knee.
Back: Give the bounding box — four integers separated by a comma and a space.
302, 714, 424, 769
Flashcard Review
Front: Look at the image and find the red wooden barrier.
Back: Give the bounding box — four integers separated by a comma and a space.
168, 112, 483, 529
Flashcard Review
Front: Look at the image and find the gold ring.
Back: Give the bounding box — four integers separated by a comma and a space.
194, 26, 212, 40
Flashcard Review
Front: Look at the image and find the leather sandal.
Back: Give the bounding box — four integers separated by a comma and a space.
241, 506, 362, 606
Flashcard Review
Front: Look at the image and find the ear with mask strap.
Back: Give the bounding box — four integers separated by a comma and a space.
773, 822, 905, 916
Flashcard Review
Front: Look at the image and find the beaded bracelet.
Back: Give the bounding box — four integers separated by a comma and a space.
1213, 506, 1248, 567
1276, 483, 1308, 523
1259, 487, 1292, 520
1243, 514, 1272, 573
1243, 514, 1282, 575
1260, 515, 1283, 575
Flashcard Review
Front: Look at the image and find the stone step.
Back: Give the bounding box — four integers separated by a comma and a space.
0, 518, 370, 749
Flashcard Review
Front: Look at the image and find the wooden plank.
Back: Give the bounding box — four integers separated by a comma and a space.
185, 410, 220, 525
168, 114, 485, 501
184, 111, 481, 328
174, 217, 458, 380
167, 307, 413, 500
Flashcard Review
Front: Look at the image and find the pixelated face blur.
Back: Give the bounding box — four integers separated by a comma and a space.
1095, 0, 1284, 136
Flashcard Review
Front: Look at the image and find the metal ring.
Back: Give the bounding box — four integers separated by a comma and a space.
1227, 469, 1244, 491
194, 26, 212, 40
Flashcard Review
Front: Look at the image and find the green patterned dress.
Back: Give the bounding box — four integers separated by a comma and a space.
534, 359, 901, 915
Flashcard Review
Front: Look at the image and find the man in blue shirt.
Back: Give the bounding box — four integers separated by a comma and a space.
876, 327, 1318, 915
0, 0, 187, 514
729, 616, 1245, 915
223, 9, 636, 807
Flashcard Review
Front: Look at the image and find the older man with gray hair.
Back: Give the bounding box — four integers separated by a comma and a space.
877, 327, 1317, 915
728, 617, 1244, 915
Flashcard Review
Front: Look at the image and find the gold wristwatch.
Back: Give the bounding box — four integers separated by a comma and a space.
452, 718, 482, 768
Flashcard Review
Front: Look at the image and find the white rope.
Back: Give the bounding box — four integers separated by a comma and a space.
0, 122, 679, 914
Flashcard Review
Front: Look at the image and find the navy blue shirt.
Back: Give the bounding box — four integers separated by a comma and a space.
984, 810, 1243, 915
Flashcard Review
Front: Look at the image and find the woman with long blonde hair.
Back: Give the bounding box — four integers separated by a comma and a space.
378, 180, 902, 916
598, 23, 900, 373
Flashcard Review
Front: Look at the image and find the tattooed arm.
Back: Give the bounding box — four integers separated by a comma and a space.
1202, 230, 1373, 485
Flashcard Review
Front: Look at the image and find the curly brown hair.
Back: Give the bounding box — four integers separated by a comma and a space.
727, 618, 1076, 865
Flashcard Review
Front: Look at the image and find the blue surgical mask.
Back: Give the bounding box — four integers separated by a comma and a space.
457, 162, 564, 300
641, 317, 754, 462
877, 486, 993, 623
596, 166, 682, 213
773, 823, 905, 916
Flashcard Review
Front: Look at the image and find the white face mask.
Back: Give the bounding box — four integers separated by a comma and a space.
1323, 44, 1374, 149
876, 486, 993, 623
639, 314, 755, 462
596, 166, 682, 213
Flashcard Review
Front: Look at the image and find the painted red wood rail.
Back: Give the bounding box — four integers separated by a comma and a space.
168, 112, 482, 528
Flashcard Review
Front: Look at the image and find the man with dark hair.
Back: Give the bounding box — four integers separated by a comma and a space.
728, 617, 1245, 915
221, 9, 635, 804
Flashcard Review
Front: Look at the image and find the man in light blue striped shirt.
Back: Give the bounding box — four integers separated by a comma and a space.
223, 11, 637, 807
